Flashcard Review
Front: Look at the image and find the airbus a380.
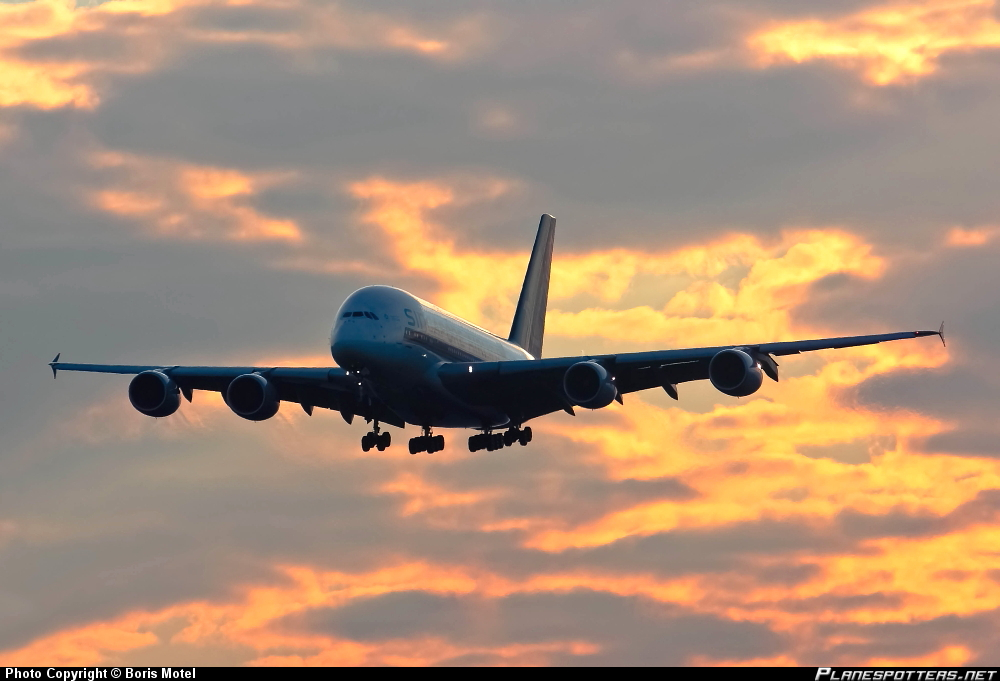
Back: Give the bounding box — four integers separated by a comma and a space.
51, 215, 945, 455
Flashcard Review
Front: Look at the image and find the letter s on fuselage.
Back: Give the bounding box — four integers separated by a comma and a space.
329, 286, 531, 428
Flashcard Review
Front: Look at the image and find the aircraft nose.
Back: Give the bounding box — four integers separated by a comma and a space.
331, 324, 368, 368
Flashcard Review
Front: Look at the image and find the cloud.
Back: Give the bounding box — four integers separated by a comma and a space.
0, 0, 490, 112
945, 225, 1000, 247
86, 150, 302, 242
4, 0, 1000, 668
747, 0, 1000, 85
5, 166, 986, 666
344, 175, 899, 350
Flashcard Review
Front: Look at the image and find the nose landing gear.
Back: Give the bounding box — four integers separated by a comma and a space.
361, 421, 391, 451
409, 426, 444, 454
468, 426, 531, 452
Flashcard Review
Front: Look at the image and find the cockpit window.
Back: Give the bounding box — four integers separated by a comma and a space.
342, 312, 351, 318
365, 311, 378, 320
352, 311, 364, 317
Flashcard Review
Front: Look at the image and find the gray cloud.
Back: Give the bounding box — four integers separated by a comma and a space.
288, 589, 784, 665
805, 609, 1000, 665
3, 0, 1000, 665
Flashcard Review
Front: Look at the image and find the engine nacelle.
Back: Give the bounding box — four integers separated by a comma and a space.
226, 373, 280, 421
563, 361, 618, 409
128, 370, 181, 417
709, 348, 764, 397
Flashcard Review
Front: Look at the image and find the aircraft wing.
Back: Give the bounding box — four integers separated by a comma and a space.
438, 327, 945, 424
48, 360, 406, 427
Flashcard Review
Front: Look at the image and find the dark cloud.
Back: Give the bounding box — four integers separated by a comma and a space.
798, 436, 896, 465
3, 0, 1000, 665
289, 589, 784, 664
45, 0, 996, 254
0, 425, 401, 650
835, 490, 1000, 540
777, 591, 910, 615
416, 435, 699, 528
920, 429, 1000, 459
569, 519, 856, 578
806, 609, 1000, 665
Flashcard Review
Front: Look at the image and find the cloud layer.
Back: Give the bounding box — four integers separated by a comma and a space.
2, 0, 999, 666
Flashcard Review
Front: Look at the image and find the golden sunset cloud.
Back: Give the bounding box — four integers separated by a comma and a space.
88, 151, 302, 242
748, 0, 1000, 85
6, 0, 999, 665
0, 0, 488, 111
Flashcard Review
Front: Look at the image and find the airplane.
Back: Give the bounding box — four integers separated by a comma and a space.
49, 214, 945, 455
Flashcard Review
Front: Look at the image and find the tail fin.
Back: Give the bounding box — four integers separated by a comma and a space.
508, 214, 556, 359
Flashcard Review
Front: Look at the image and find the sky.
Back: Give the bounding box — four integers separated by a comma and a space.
1, 0, 999, 667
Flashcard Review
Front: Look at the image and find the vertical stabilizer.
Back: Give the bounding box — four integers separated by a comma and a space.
508, 214, 556, 359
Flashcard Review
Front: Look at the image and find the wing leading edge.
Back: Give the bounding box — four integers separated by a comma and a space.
48, 360, 405, 427
438, 327, 945, 424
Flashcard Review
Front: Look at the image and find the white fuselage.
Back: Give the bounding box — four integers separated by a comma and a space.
330, 286, 532, 429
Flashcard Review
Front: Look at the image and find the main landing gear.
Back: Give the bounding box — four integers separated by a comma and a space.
409, 426, 444, 455
468, 426, 532, 452
361, 421, 391, 452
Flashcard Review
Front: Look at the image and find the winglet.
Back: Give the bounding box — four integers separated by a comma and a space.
938, 321, 946, 347
50, 353, 61, 379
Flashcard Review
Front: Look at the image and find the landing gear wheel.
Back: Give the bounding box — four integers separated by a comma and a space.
378, 431, 391, 450
519, 426, 532, 446
410, 428, 441, 455
361, 433, 374, 452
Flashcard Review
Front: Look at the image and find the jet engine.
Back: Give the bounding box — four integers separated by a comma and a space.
563, 361, 618, 409
709, 348, 764, 397
226, 373, 280, 421
128, 370, 181, 417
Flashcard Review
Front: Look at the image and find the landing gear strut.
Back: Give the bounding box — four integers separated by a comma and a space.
361, 421, 391, 452
409, 426, 444, 455
469, 426, 531, 452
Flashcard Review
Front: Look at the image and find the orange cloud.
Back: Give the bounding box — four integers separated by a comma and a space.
6, 541, 999, 666
345, 175, 925, 359
0, 562, 609, 665
0, 0, 97, 109
336, 175, 986, 567
88, 151, 302, 242
748, 0, 1000, 85
0, 0, 189, 110
0, 0, 488, 111
945, 224, 1000, 246
21, 172, 995, 665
